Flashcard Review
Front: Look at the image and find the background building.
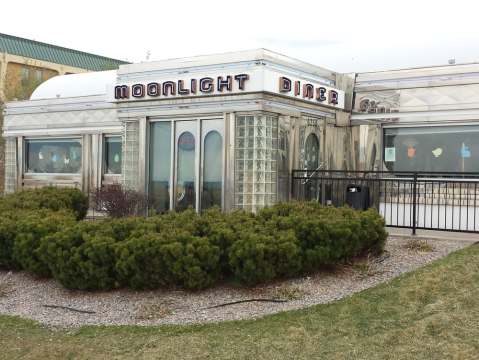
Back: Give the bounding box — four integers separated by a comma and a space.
0, 33, 128, 192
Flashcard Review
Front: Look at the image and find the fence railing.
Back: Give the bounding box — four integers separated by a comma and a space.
291, 170, 479, 234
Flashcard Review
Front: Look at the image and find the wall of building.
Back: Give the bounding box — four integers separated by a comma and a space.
0, 52, 91, 193
352, 63, 479, 173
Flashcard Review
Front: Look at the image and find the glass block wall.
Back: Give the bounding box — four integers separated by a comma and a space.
235, 114, 278, 211
4, 137, 17, 193
122, 121, 140, 190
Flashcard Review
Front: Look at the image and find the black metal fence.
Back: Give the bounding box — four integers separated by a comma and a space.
291, 170, 479, 234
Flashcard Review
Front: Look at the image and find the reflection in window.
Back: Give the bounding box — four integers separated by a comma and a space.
202, 131, 222, 209
384, 126, 479, 173
25, 138, 82, 174
304, 133, 320, 201
176, 131, 196, 211
104, 136, 122, 174
149, 122, 171, 212
304, 133, 319, 170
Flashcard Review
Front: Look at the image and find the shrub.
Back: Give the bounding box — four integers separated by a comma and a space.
358, 208, 388, 254
115, 231, 221, 290
12, 210, 76, 277
39, 222, 119, 290
91, 184, 146, 218
0, 187, 88, 220
0, 189, 388, 291
228, 229, 302, 285
0, 213, 20, 269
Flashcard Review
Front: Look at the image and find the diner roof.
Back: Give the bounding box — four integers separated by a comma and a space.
30, 70, 117, 100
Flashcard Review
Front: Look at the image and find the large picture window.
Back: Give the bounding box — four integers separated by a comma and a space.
149, 122, 172, 212
104, 136, 122, 174
202, 130, 222, 209
25, 138, 82, 174
383, 125, 479, 173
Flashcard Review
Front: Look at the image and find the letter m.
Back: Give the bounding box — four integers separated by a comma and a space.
115, 85, 129, 99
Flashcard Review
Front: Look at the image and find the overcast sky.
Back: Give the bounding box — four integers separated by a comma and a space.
2, 0, 479, 73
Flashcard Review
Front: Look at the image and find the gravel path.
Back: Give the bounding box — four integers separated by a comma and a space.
0, 236, 475, 328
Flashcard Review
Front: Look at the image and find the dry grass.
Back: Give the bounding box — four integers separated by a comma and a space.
352, 254, 383, 278
1, 244, 478, 359
135, 301, 173, 321
405, 238, 435, 252
0, 282, 11, 298
271, 285, 307, 301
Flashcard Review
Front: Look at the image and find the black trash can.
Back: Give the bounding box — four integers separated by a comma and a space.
346, 184, 370, 210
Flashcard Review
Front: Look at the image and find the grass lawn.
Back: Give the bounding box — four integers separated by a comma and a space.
1, 244, 478, 360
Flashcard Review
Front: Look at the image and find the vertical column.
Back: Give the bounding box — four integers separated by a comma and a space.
16, 136, 23, 191
224, 112, 235, 211
122, 119, 142, 191
138, 117, 147, 193
81, 134, 91, 192
4, 137, 17, 193
0, 54, 7, 101
90, 134, 101, 190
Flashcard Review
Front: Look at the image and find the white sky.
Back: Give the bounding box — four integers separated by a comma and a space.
2, 0, 479, 73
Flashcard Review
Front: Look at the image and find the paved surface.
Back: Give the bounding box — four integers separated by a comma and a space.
387, 227, 479, 242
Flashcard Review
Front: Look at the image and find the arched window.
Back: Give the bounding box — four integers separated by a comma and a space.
304, 133, 320, 170
202, 131, 223, 209
176, 131, 196, 211
149, 122, 171, 212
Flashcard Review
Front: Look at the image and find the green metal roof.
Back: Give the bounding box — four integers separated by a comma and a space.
0, 33, 129, 71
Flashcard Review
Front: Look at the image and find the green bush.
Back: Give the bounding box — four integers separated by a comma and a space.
228, 229, 302, 285
0, 187, 388, 291
39, 221, 119, 290
12, 210, 76, 277
0, 187, 89, 220
0, 212, 20, 269
358, 208, 388, 254
115, 231, 221, 290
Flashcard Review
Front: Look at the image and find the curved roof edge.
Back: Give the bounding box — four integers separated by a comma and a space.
30, 70, 117, 100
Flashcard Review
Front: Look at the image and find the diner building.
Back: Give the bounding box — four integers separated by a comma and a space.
4, 49, 479, 212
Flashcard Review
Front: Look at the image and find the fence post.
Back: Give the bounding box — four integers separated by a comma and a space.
321, 173, 326, 205
412, 172, 418, 235
291, 171, 295, 201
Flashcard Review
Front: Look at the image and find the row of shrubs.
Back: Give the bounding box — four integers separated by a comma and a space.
0, 188, 387, 290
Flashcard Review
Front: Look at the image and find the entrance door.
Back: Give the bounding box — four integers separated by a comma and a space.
201, 119, 224, 210
149, 118, 224, 212
304, 133, 320, 200
175, 121, 198, 211
304, 133, 320, 171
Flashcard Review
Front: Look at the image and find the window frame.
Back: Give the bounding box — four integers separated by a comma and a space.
147, 116, 225, 212
382, 124, 479, 173
23, 136, 83, 176
102, 135, 123, 176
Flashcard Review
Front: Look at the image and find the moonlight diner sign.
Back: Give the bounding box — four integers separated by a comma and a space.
112, 72, 344, 109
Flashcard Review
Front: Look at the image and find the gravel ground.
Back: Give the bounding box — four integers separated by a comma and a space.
0, 236, 475, 328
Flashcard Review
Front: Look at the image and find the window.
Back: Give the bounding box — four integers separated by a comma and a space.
35, 69, 43, 82
176, 130, 196, 211
383, 125, 479, 173
149, 122, 172, 212
104, 136, 122, 174
25, 138, 82, 174
202, 131, 222, 209
21, 67, 30, 82
148, 119, 223, 212
304, 133, 319, 170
